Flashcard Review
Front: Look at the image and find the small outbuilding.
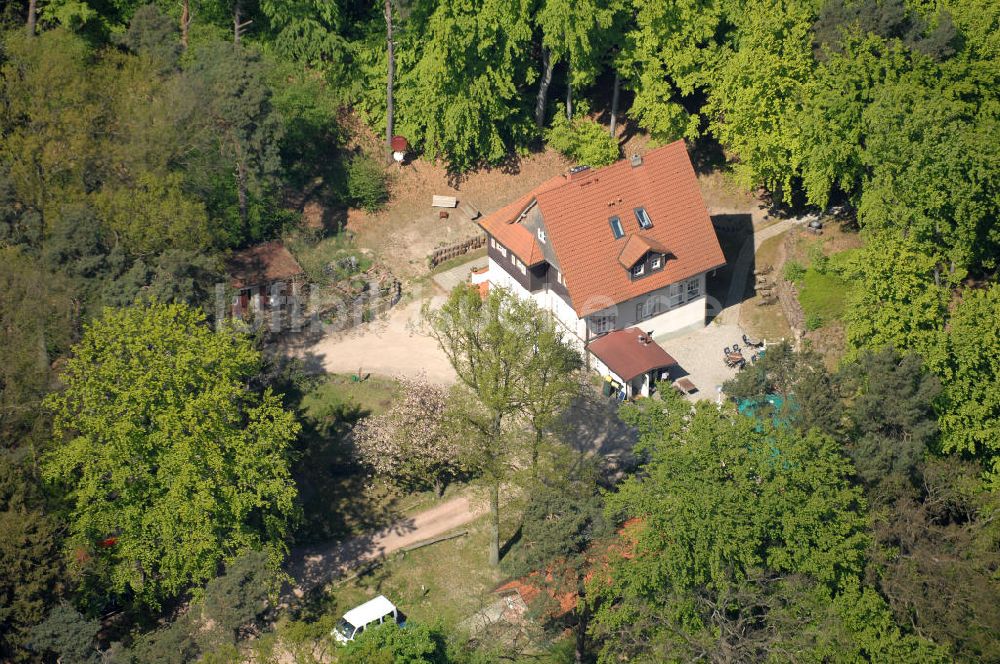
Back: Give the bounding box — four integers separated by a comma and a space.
587, 327, 678, 399
225, 241, 305, 317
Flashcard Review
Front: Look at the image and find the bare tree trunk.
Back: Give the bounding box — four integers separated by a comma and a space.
26, 0, 36, 35
234, 0, 241, 44
534, 48, 554, 128
384, 0, 395, 164
609, 69, 620, 138
531, 427, 541, 474
488, 481, 500, 566
180, 0, 190, 49
575, 584, 590, 663
565, 64, 573, 120
233, 0, 252, 44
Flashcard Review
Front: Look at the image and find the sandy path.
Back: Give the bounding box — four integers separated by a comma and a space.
294, 297, 457, 384
286, 494, 486, 599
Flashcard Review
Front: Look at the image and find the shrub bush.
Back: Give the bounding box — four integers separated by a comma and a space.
807, 242, 830, 274
546, 108, 619, 167
784, 260, 806, 283
347, 155, 389, 212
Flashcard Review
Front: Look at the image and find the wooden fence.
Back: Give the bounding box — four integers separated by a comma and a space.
428, 234, 487, 268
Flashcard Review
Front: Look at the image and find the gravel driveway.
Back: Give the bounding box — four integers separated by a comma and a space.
292, 297, 457, 384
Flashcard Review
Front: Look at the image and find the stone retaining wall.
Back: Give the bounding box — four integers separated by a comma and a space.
428, 234, 486, 268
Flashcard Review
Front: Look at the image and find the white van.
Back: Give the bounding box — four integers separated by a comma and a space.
332, 595, 402, 643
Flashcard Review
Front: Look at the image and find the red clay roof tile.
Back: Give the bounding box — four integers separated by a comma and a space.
478, 141, 725, 316
587, 327, 678, 381
617, 234, 670, 269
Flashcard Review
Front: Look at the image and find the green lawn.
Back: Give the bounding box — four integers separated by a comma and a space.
291, 374, 468, 544
324, 516, 502, 633
300, 373, 401, 420
798, 269, 850, 329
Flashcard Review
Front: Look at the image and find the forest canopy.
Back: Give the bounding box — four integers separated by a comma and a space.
1, 0, 998, 661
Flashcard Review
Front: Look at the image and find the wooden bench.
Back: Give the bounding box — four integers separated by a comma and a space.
674, 377, 698, 395
431, 195, 458, 208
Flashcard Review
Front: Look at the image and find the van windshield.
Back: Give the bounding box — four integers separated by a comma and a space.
334, 619, 356, 639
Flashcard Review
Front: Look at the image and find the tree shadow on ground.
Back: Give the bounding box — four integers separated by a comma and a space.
689, 133, 727, 175
561, 387, 637, 460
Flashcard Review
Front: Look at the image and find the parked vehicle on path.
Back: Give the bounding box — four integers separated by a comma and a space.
332, 595, 403, 643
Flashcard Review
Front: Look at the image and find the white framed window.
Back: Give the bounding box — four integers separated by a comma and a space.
519, 260, 526, 275
637, 298, 660, 321
537, 227, 546, 243
635, 299, 654, 321
591, 315, 616, 335
631, 263, 645, 278
490, 237, 496, 249
555, 269, 565, 286
686, 276, 701, 301
498, 244, 507, 258
668, 283, 683, 308
651, 254, 662, 270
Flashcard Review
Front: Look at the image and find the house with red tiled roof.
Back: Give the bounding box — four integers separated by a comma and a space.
478, 141, 725, 397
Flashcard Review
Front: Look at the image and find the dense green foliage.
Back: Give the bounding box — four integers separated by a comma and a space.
0, 454, 64, 662
545, 107, 620, 167
424, 285, 581, 566
340, 622, 449, 664
589, 393, 944, 662
2, 0, 998, 660
43, 303, 299, 609
724, 343, 1000, 660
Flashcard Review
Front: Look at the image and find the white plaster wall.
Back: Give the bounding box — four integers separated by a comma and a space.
589, 273, 708, 338
489, 261, 707, 346
488, 258, 587, 348
633, 295, 707, 338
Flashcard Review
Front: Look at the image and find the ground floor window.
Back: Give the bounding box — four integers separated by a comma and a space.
636, 298, 660, 321
686, 276, 701, 301
668, 283, 683, 308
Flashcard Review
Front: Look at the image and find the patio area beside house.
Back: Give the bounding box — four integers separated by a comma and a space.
651, 320, 787, 402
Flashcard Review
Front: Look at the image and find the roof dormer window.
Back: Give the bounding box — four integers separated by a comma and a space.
537, 227, 546, 243
609, 216, 625, 239
635, 207, 653, 229
631, 263, 645, 278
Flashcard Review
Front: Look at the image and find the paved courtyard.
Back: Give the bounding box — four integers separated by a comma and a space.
654, 321, 754, 402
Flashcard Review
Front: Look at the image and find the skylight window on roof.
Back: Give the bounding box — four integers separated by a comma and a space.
609, 216, 625, 239
635, 207, 653, 229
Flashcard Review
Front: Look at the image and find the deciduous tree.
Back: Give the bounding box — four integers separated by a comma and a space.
43, 302, 299, 608
352, 377, 461, 497
937, 285, 1000, 482
399, 0, 534, 172
424, 286, 579, 566
340, 622, 448, 664
589, 393, 895, 662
